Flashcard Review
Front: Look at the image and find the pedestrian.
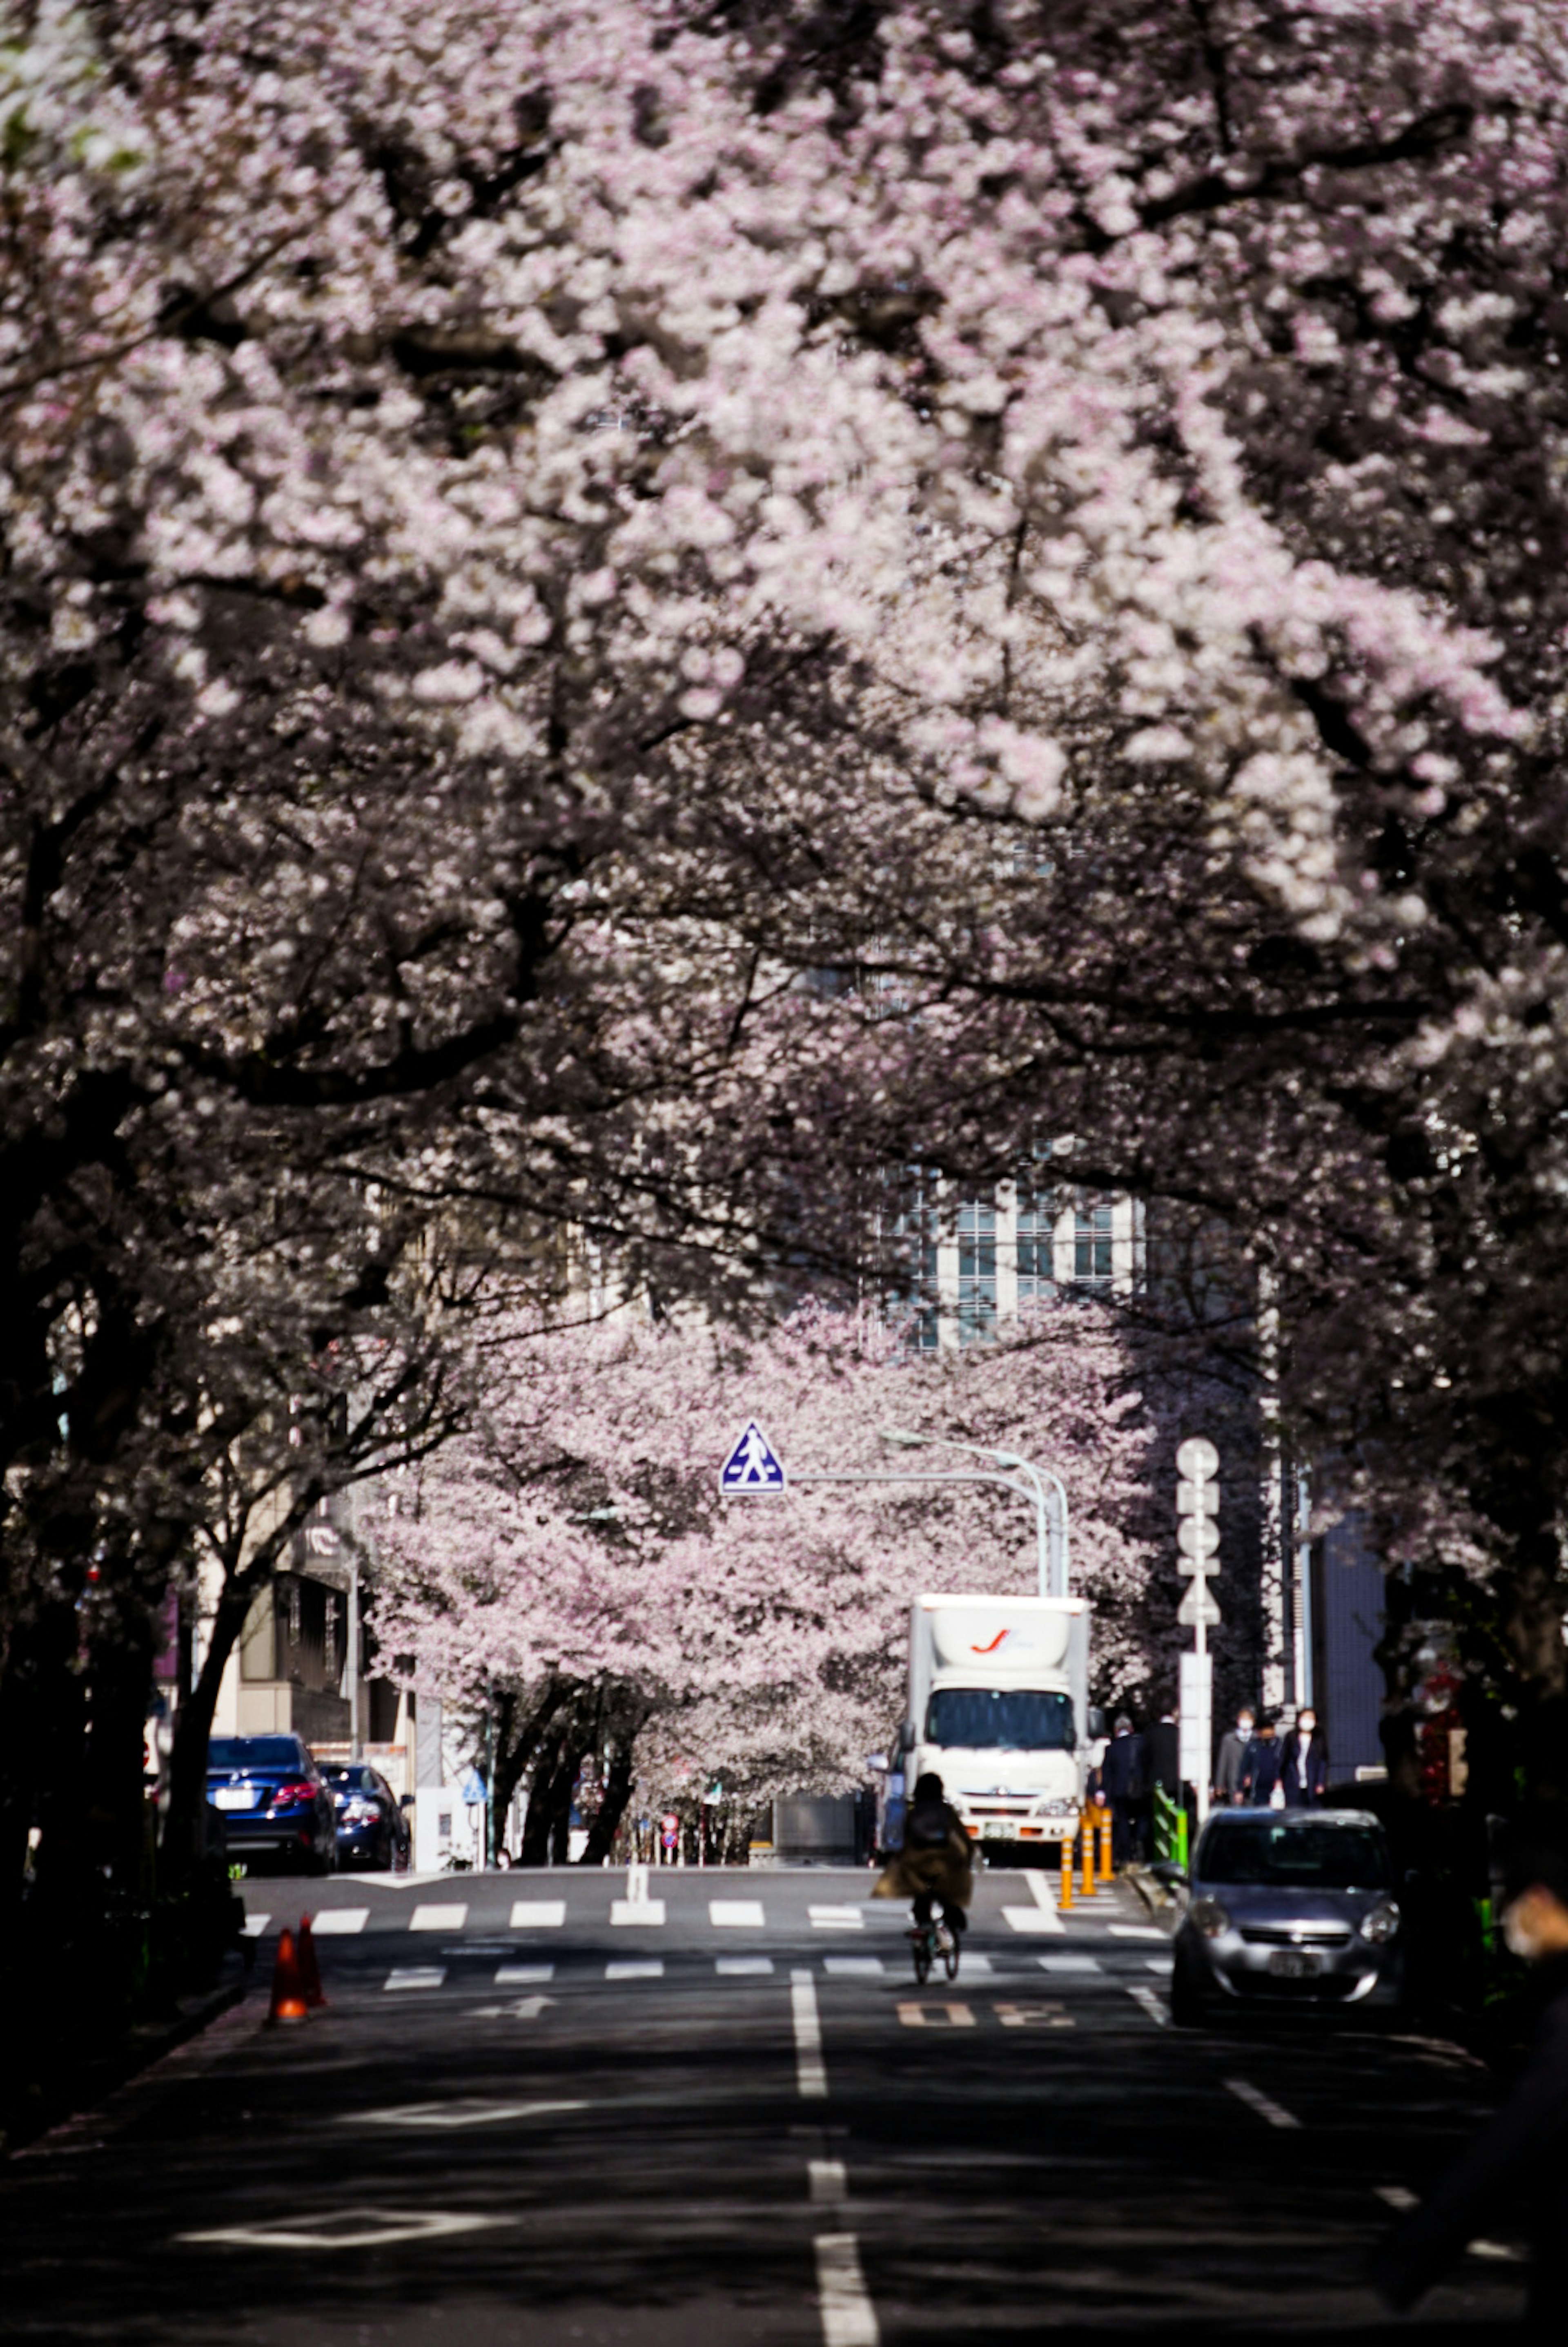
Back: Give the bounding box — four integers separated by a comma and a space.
1279, 1707, 1329, 1807
1242, 1714, 1284, 1807
1098, 1714, 1147, 1866
1371, 1823, 1568, 2336
1213, 1705, 1255, 1806
1145, 1707, 1180, 1800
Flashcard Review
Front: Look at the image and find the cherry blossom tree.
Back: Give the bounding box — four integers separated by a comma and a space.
377, 1298, 1165, 1854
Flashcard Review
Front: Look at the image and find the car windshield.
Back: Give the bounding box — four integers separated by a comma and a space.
207, 1736, 305, 1772
325, 1767, 373, 1789
1198, 1820, 1391, 1890
926, 1688, 1075, 1751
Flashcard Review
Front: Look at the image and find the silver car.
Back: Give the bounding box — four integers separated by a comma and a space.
1170, 1807, 1404, 2025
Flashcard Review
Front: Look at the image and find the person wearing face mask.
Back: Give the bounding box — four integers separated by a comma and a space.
1371, 1824, 1568, 2335
1279, 1708, 1329, 1808
1214, 1707, 1255, 1807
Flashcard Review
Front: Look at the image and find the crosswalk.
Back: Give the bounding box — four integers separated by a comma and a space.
369, 1949, 1167, 1992
242, 1894, 1147, 1940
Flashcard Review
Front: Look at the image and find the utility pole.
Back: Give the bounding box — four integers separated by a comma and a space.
1176, 1437, 1221, 1829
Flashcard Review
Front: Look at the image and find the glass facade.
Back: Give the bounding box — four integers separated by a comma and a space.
956, 1196, 997, 1344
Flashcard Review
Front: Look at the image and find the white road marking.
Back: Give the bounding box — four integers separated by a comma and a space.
710, 1899, 766, 1928
495, 1964, 554, 1985
509, 1901, 565, 1929
1024, 1873, 1060, 1910
240, 1913, 271, 1938
1107, 1925, 1167, 1941
1224, 2077, 1302, 2129
605, 1960, 663, 1980
1001, 1906, 1065, 1936
810, 2157, 848, 2205
1126, 1984, 1168, 2027
896, 2002, 973, 2027
178, 2207, 506, 2250
354, 2097, 586, 2129
958, 1953, 994, 1974
1144, 1957, 1171, 1973
815, 2231, 879, 2346
823, 1957, 884, 1977
409, 1903, 467, 1933
995, 2002, 1072, 2028
384, 1967, 445, 1992
308, 1909, 368, 1936
809, 1906, 864, 1930
717, 1957, 775, 1976
610, 1900, 667, 1927
1374, 2186, 1520, 2260
1040, 1955, 1101, 1973
469, 1995, 552, 2019
792, 1968, 828, 2099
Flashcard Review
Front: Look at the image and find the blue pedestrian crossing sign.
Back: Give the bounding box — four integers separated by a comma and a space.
719, 1419, 786, 1496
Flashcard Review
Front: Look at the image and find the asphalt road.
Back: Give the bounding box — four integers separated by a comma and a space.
3, 1863, 1527, 2343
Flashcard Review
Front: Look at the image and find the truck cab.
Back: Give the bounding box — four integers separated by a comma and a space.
900, 1593, 1098, 1857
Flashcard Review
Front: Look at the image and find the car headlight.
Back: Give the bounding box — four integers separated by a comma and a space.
1360, 1901, 1401, 1944
1188, 1898, 1231, 1939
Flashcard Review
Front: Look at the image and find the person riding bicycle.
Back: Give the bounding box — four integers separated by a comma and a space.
873, 1770, 974, 1938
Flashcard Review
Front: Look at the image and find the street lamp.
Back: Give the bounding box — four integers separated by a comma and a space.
879, 1428, 1071, 1599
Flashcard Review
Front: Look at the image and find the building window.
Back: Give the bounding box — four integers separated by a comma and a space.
1074, 1199, 1113, 1292
1016, 1174, 1058, 1306
956, 1196, 996, 1344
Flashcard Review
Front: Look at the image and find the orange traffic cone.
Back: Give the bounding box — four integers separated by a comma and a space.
297, 1914, 327, 2010
268, 1926, 310, 2024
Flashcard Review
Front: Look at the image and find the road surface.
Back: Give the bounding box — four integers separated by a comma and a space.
4, 1863, 1524, 2342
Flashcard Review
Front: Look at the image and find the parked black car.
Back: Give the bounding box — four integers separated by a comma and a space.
323, 1762, 412, 1872
205, 1734, 337, 1875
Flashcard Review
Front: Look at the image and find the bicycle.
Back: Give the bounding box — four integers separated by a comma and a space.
908, 1915, 961, 1985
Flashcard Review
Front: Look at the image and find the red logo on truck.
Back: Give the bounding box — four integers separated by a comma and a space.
970, 1629, 1012, 1654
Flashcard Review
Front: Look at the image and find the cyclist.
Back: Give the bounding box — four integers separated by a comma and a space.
873, 1770, 974, 1940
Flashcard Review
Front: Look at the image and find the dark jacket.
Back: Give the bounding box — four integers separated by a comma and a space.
1241, 1735, 1283, 1805
1372, 1957, 1568, 2329
1278, 1731, 1329, 1807
1145, 1718, 1180, 1799
1098, 1730, 1146, 1801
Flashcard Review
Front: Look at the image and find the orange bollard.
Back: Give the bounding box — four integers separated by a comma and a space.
1080, 1814, 1097, 1899
1058, 1834, 1074, 1912
1098, 1811, 1113, 1880
267, 1927, 310, 2024
297, 1914, 327, 2009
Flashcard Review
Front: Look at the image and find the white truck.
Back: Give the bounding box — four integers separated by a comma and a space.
894, 1593, 1100, 1856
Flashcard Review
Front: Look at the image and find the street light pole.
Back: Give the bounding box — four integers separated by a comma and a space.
879, 1429, 1071, 1598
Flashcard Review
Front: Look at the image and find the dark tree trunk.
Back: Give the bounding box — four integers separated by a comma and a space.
162, 1577, 254, 1885
579, 1723, 642, 1865
518, 1726, 568, 1866
492, 1679, 567, 1851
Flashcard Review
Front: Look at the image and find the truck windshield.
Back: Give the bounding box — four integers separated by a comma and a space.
926, 1689, 1075, 1751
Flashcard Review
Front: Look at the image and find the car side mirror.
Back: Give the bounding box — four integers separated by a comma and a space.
899, 1719, 917, 1754
400, 1793, 415, 1810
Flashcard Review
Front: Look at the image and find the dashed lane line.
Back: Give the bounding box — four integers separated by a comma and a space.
241, 1913, 271, 1938
823, 1957, 884, 1978
1375, 2186, 1522, 2263
509, 1901, 566, 1929
1001, 1906, 1065, 1936
1107, 1924, 1168, 1941
809, 1907, 864, 1931
815, 2232, 879, 2347
1039, 1954, 1101, 1973
1224, 2076, 1302, 2129
354, 2096, 587, 2128
495, 1963, 554, 1985
792, 1968, 828, 2099
610, 1900, 668, 1927
809, 2158, 848, 2206
384, 1967, 446, 1991
1125, 1984, 1168, 2027
309, 1909, 368, 1935
717, 1956, 775, 1976
605, 1959, 664, 1980
408, 1903, 467, 1933
711, 1899, 767, 1928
